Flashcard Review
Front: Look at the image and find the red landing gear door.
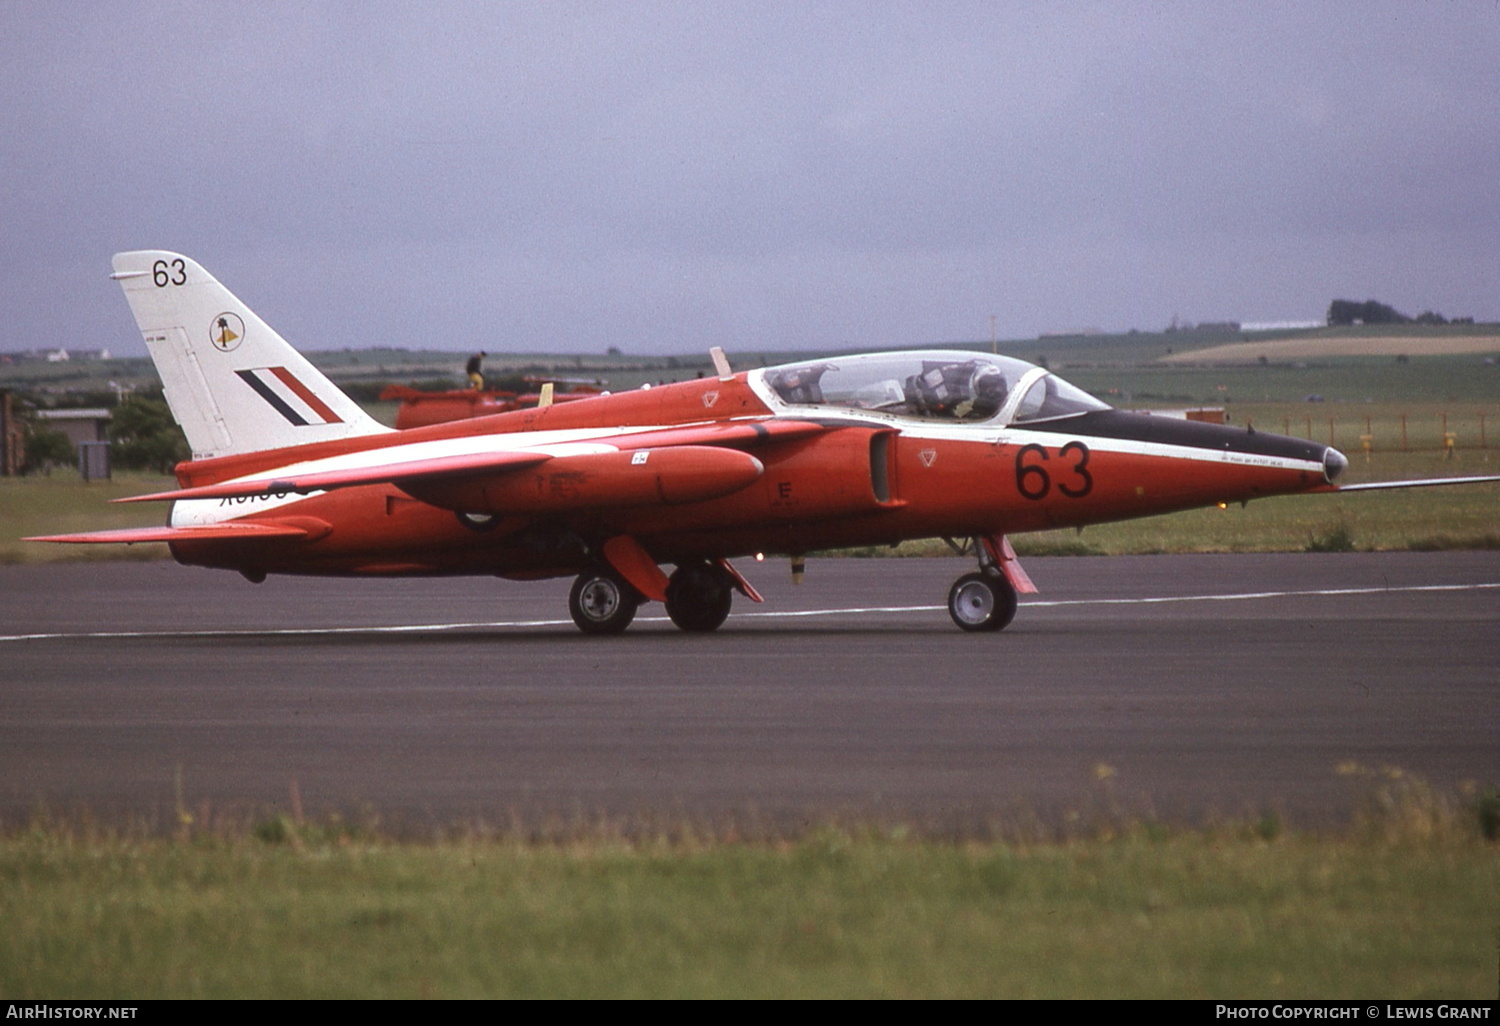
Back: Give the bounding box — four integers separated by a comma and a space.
714, 558, 765, 603
981, 534, 1039, 595
601, 535, 670, 602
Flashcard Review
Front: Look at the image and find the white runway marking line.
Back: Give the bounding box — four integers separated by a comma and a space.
2, 581, 1497, 643
1022, 581, 1500, 608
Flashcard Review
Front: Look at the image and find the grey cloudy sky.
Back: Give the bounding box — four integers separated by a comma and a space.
3, 1, 1497, 358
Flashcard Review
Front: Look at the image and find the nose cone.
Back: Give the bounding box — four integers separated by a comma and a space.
1324, 446, 1348, 483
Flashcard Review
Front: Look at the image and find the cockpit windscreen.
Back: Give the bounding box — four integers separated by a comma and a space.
760, 352, 1108, 424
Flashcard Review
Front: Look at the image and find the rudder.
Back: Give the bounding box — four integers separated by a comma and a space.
111, 251, 389, 459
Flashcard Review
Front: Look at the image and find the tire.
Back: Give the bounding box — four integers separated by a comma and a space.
665, 562, 734, 633
568, 570, 640, 635
947, 571, 1018, 632
455, 510, 500, 532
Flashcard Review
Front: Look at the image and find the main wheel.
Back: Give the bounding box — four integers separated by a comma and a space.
454, 510, 500, 532
947, 571, 1018, 632
665, 562, 734, 633
568, 569, 640, 635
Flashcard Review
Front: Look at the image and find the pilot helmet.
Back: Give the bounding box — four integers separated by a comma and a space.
969, 365, 1008, 415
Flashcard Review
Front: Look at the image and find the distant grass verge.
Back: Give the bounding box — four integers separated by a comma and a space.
1304, 521, 1357, 553
1405, 532, 1500, 551
0, 470, 175, 563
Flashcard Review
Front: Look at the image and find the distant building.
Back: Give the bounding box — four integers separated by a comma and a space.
1166, 320, 1241, 333
35, 408, 111, 449
1240, 320, 1322, 332
5, 347, 112, 363
1, 393, 22, 475
1038, 328, 1104, 339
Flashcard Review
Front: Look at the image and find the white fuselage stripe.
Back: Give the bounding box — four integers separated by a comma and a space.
176, 412, 1323, 528
170, 422, 726, 526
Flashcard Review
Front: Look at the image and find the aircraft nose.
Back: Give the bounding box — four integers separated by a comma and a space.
1323, 446, 1348, 483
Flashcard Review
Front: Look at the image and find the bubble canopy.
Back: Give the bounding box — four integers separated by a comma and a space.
754, 351, 1110, 425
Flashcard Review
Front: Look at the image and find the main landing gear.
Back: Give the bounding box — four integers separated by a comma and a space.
664, 561, 734, 633
568, 568, 641, 635
567, 559, 741, 635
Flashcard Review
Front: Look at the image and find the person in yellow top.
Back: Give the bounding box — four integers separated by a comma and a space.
466, 351, 487, 390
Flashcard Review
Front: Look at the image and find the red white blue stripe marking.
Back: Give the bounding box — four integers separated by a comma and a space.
237, 367, 345, 426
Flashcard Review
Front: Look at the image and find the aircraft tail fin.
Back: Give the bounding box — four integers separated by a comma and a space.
110, 251, 390, 460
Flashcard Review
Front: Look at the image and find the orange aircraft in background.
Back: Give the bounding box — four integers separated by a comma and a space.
31, 252, 1499, 633
379, 378, 603, 429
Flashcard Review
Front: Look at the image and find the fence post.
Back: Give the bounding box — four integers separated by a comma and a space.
0, 391, 13, 476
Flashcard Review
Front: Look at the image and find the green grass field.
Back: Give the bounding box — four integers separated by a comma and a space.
0, 471, 176, 563
2, 799, 1495, 999
1065, 355, 1500, 406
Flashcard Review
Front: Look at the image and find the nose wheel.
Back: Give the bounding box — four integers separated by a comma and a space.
569, 568, 641, 635
947, 571, 1017, 632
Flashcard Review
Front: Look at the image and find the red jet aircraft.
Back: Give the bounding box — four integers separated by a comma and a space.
33, 252, 1499, 633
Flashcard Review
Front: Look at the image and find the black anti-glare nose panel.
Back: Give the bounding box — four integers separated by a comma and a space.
1022, 411, 1328, 464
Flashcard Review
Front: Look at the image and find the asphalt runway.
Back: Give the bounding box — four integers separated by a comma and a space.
2, 552, 1496, 833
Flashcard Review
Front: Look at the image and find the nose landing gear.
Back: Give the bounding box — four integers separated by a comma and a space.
947, 571, 1017, 632
945, 534, 1032, 632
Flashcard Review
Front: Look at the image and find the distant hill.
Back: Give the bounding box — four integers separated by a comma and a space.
1160, 326, 1500, 364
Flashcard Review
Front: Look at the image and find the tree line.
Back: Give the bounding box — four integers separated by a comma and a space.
1326, 299, 1472, 327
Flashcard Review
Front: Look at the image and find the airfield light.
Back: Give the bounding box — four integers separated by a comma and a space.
1216, 502, 1228, 510
755, 552, 764, 562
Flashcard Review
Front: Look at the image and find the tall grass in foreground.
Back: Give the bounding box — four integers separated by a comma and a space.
3, 775, 1496, 999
